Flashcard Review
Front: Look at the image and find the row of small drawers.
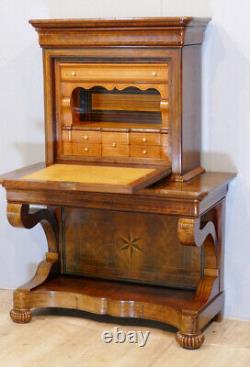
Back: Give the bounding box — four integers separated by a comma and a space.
62, 130, 169, 159
63, 142, 169, 159
62, 130, 168, 146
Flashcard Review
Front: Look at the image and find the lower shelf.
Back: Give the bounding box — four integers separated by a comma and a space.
11, 275, 224, 349
27, 276, 197, 328
35, 275, 196, 307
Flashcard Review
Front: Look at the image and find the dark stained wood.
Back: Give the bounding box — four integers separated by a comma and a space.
0, 17, 236, 350
62, 208, 202, 289
181, 45, 202, 176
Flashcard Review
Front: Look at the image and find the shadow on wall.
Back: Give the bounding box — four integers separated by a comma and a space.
202, 152, 236, 173
202, 19, 250, 319
202, 21, 250, 172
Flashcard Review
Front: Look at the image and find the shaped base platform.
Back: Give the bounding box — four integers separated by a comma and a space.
11, 275, 224, 350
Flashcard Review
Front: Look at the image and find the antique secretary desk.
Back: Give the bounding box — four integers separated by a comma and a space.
0, 18, 235, 349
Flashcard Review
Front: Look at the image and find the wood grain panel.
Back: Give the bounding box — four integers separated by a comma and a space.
62, 208, 202, 289
91, 93, 161, 112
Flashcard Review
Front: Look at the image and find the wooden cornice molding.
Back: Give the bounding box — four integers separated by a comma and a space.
29, 17, 211, 48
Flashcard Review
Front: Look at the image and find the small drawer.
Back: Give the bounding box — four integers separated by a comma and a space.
102, 132, 129, 145
71, 130, 101, 144
130, 133, 160, 146
102, 144, 129, 157
60, 63, 168, 83
72, 143, 101, 157
130, 145, 161, 159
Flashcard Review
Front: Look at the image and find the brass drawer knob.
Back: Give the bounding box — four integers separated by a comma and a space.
83, 135, 88, 140
142, 137, 147, 143
71, 71, 77, 76
142, 149, 147, 155
112, 142, 117, 148
84, 147, 89, 152
152, 71, 157, 77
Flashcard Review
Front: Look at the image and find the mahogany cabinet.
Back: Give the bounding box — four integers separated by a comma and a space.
0, 17, 235, 349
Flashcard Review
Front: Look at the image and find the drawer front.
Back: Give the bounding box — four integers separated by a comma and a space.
102, 144, 129, 157
72, 143, 101, 156
130, 132, 160, 146
71, 130, 101, 144
102, 132, 129, 145
130, 145, 161, 159
60, 63, 168, 83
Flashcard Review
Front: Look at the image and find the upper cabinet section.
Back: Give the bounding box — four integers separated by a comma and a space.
30, 17, 210, 181
29, 17, 210, 48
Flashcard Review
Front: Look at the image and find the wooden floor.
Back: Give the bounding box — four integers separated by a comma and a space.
0, 290, 250, 367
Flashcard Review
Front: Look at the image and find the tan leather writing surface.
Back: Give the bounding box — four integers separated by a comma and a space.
22, 164, 155, 186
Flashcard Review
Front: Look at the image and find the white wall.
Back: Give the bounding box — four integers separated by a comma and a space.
0, 0, 249, 320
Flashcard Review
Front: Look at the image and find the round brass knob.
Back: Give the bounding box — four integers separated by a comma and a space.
112, 142, 117, 148
142, 149, 147, 155
152, 71, 157, 77
71, 71, 77, 76
142, 137, 147, 143
84, 147, 89, 152
83, 135, 88, 140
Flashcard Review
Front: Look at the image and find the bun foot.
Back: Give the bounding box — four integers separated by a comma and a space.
176, 331, 205, 350
10, 309, 32, 324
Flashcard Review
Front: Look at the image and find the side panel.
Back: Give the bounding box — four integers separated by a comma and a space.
181, 45, 202, 174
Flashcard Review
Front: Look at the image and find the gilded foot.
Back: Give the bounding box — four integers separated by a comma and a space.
10, 309, 32, 324
176, 331, 205, 350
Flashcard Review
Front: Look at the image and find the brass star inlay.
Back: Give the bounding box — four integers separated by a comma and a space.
119, 233, 142, 259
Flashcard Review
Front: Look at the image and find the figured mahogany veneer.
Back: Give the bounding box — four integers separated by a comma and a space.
0, 17, 236, 350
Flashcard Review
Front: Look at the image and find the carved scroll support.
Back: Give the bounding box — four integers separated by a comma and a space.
176, 215, 220, 349
7, 203, 58, 253
7, 203, 59, 323
177, 217, 217, 249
